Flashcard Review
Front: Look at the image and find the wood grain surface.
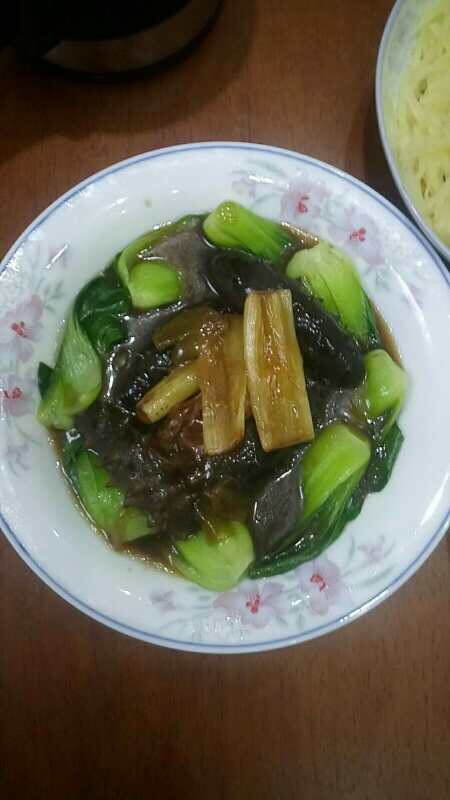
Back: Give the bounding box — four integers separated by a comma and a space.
0, 2, 449, 798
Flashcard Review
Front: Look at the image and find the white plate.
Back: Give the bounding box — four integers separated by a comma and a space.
0, 142, 449, 653
376, 0, 450, 263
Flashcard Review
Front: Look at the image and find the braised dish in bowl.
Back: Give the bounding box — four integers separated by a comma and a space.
1, 143, 449, 652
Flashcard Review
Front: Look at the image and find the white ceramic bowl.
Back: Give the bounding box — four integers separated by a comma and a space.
376, 0, 450, 263
1, 142, 449, 653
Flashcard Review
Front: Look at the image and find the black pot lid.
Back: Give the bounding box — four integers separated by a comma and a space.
5, 1, 192, 57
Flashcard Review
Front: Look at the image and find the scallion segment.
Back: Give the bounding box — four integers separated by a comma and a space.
197, 315, 247, 455
244, 289, 314, 452
136, 362, 200, 423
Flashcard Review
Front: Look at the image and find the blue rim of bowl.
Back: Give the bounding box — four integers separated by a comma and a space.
375, 0, 450, 264
0, 141, 449, 654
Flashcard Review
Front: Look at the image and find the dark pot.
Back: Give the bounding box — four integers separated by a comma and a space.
2, 1, 222, 75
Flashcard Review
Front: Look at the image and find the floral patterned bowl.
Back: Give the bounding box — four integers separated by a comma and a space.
1, 142, 449, 653
376, 0, 450, 263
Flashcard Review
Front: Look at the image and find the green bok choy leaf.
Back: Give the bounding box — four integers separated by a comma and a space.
75, 276, 130, 358
203, 200, 296, 263
173, 520, 254, 592
286, 241, 380, 347
301, 423, 371, 520
116, 215, 202, 309
37, 275, 130, 430
249, 424, 371, 578
76, 450, 152, 548
343, 422, 404, 521
361, 349, 407, 437
37, 362, 53, 398
37, 313, 102, 430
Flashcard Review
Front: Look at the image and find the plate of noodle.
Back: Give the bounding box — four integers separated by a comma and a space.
376, 0, 450, 262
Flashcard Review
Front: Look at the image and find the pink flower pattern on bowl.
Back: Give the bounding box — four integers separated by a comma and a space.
358, 535, 389, 565
279, 180, 384, 268
1, 374, 35, 417
0, 295, 43, 363
150, 590, 177, 612
296, 555, 351, 616
233, 167, 391, 276
214, 581, 286, 628
0, 242, 68, 473
280, 179, 328, 221
321, 198, 384, 267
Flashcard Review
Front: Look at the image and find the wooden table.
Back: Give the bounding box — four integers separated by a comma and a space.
1, 2, 449, 798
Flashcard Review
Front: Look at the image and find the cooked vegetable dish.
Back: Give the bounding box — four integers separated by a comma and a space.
37, 201, 406, 591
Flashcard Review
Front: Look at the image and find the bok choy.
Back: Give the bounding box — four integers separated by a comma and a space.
75, 276, 130, 357
203, 200, 295, 263
76, 451, 152, 547
173, 520, 254, 592
361, 349, 406, 435
37, 362, 53, 398
249, 424, 371, 577
343, 422, 404, 521
38, 275, 130, 430
38, 314, 102, 430
286, 241, 380, 348
60, 433, 152, 547
116, 215, 201, 309
301, 423, 371, 519
120, 258, 182, 311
